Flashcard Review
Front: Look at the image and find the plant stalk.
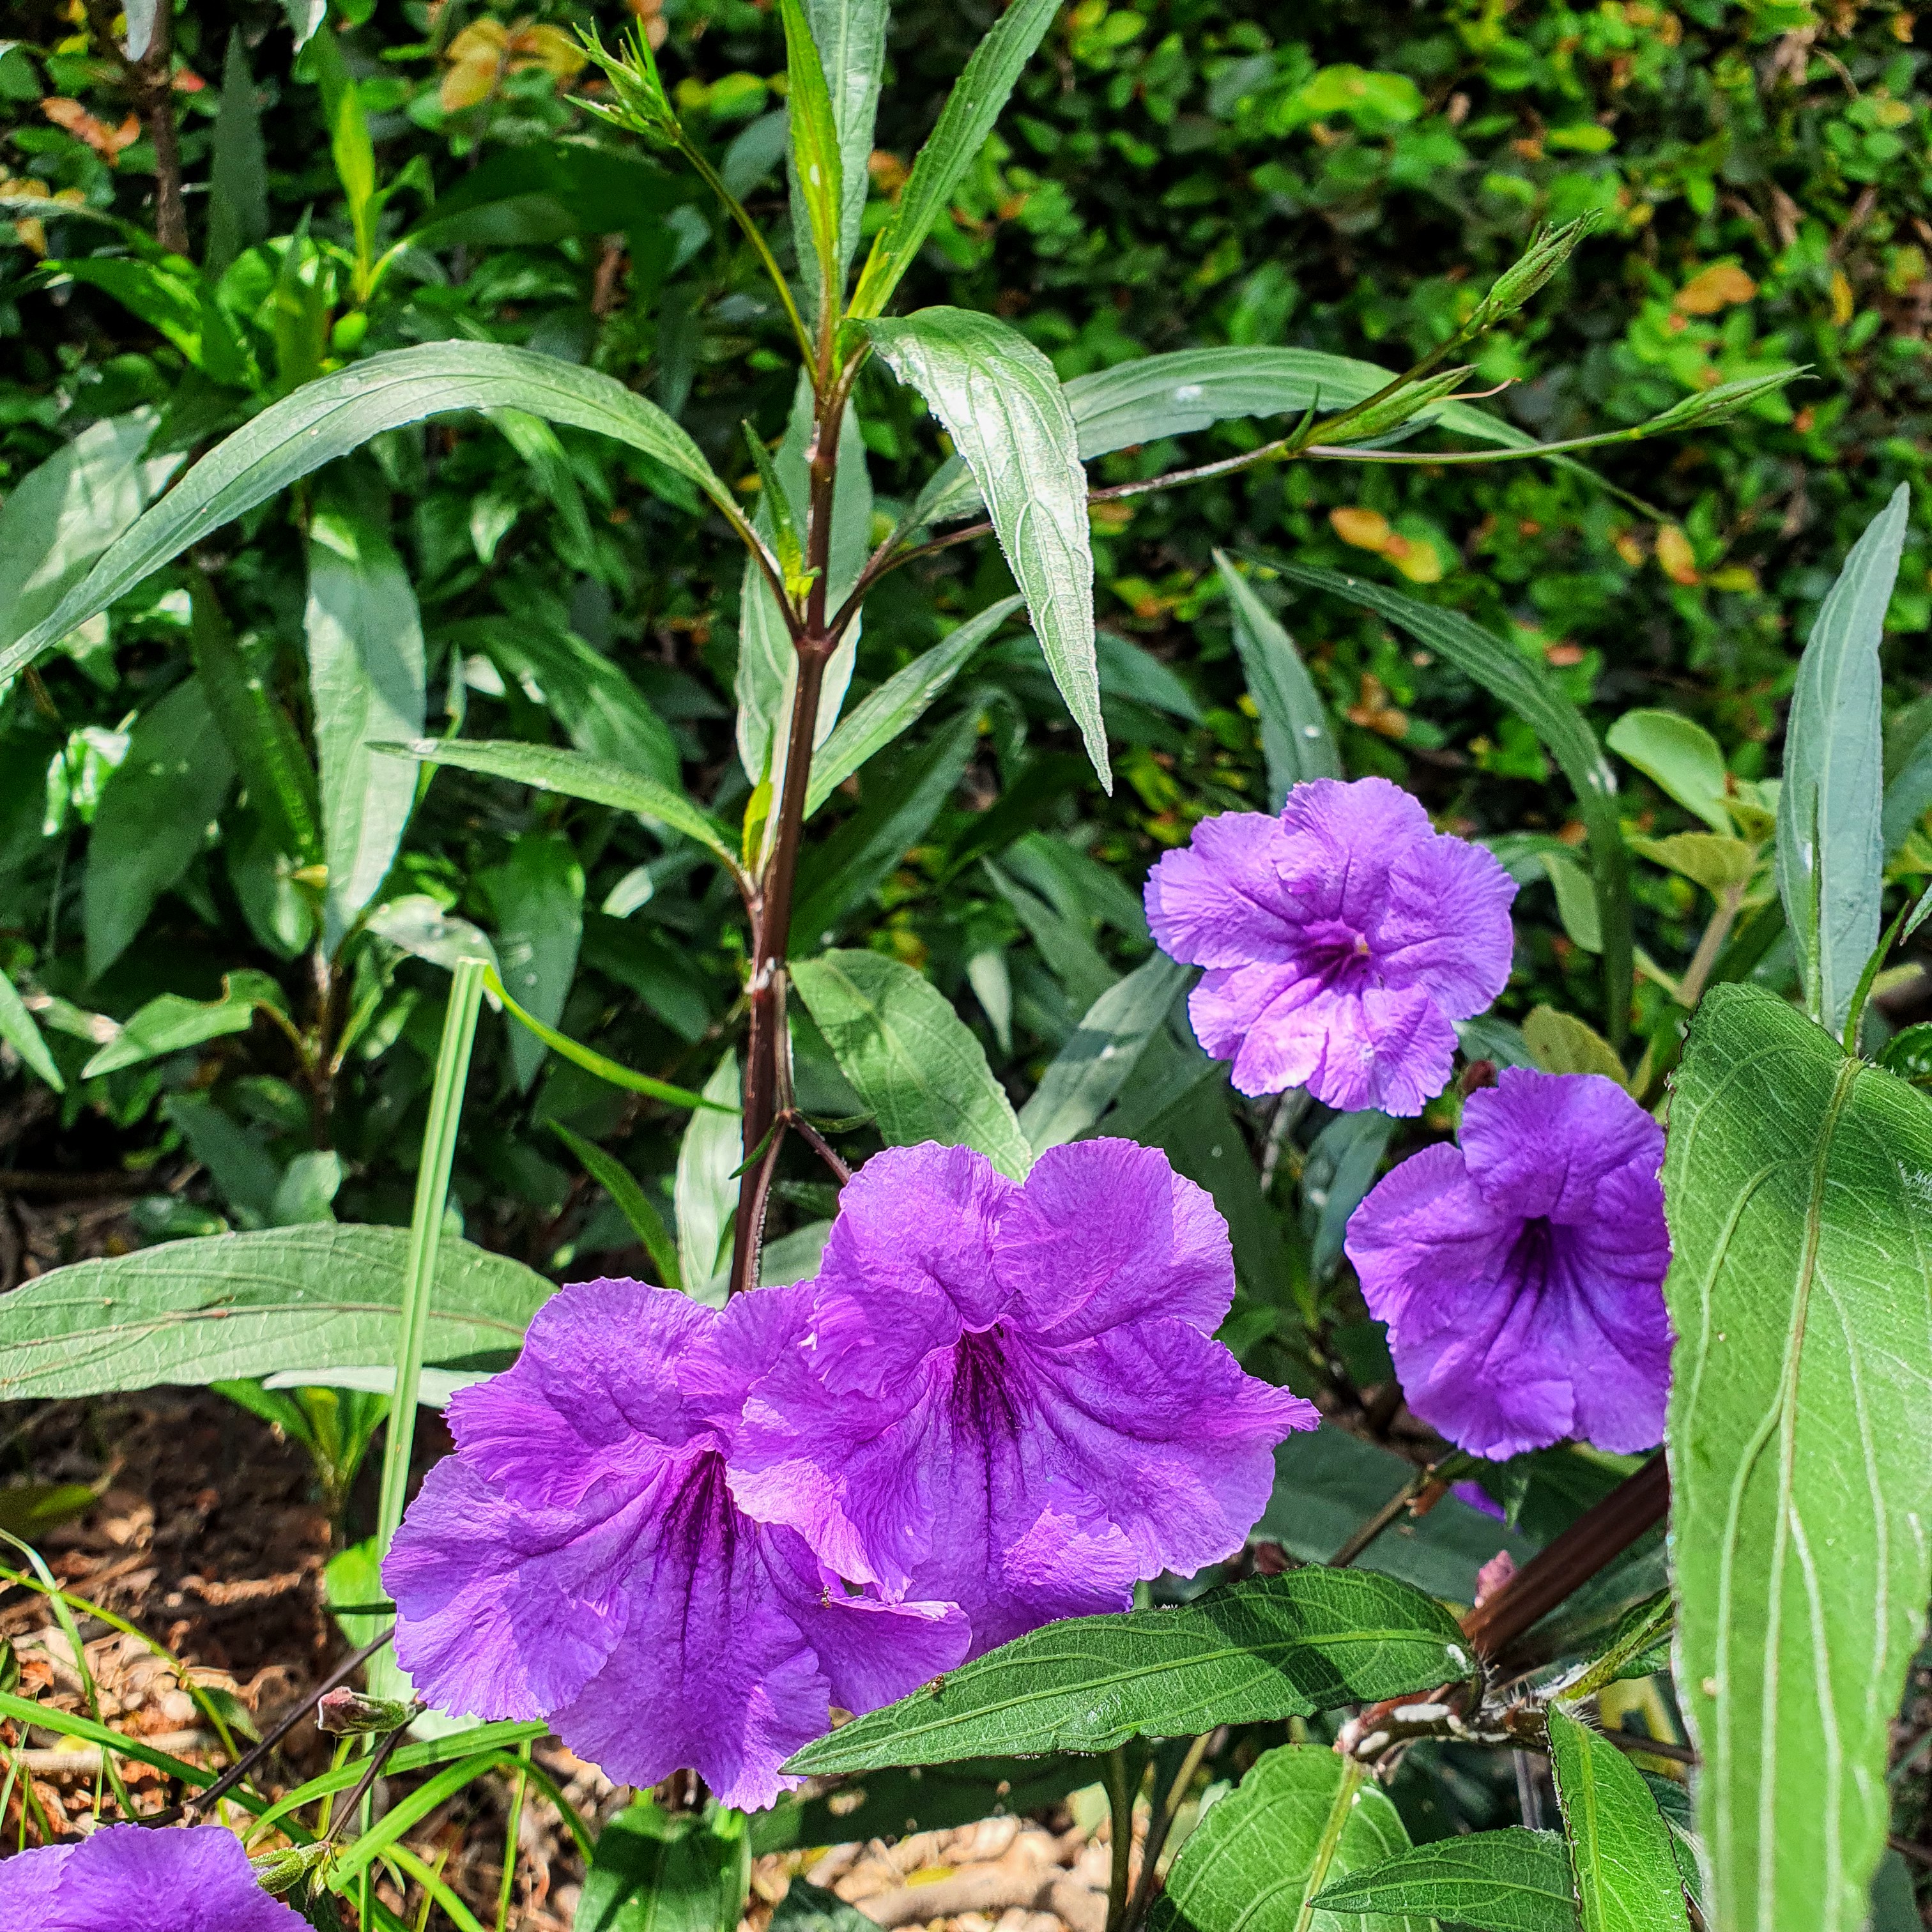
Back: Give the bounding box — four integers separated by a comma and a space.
1103, 1745, 1137, 1932
374, 956, 487, 1554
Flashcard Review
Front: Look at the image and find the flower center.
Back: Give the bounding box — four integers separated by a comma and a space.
948, 1322, 1025, 1441
1499, 1216, 1565, 1307
1298, 917, 1381, 995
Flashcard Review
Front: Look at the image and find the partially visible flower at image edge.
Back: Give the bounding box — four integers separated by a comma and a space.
730, 1137, 1318, 1657
1344, 1067, 1673, 1461
0, 1823, 307, 1931
1144, 776, 1517, 1116
381, 1279, 967, 1810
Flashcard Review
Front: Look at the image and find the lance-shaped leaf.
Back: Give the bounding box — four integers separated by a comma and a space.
1153, 1746, 1422, 1932
305, 505, 426, 948
796, 0, 885, 292
378, 737, 742, 879
848, 0, 1060, 319
0, 975, 63, 1092
1214, 551, 1338, 809
482, 829, 583, 1093
579, 1798, 749, 1932
675, 1050, 741, 1307
0, 1224, 553, 1400
778, 0, 843, 318
790, 949, 1032, 1180
807, 595, 1024, 813
1312, 1828, 1579, 1932
1546, 1707, 1689, 1932
2, 342, 742, 685
787, 1569, 1471, 1772
1776, 485, 1906, 1037
1665, 983, 1932, 1932
1019, 953, 1192, 1154
1270, 560, 1631, 1048
867, 308, 1107, 786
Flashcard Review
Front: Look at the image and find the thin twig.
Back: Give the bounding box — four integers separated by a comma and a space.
1328, 1467, 1432, 1569
787, 1111, 852, 1185
1121, 1733, 1211, 1932
1601, 1728, 1698, 1767
323, 1717, 413, 1845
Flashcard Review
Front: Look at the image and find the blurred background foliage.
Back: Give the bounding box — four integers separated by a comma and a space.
0, 0, 1926, 1385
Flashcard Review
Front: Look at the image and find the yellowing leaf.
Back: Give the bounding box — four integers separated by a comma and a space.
1830, 268, 1855, 326
1655, 523, 1699, 585
1331, 506, 1392, 551
1386, 533, 1445, 584
1522, 1005, 1626, 1085
1675, 261, 1758, 314
1630, 831, 1760, 898
40, 98, 141, 164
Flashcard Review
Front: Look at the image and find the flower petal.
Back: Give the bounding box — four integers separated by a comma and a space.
1459, 1068, 1664, 1222
1144, 811, 1301, 969
1376, 830, 1517, 1017
31, 1825, 306, 1932
1276, 776, 1434, 928
999, 1138, 1234, 1340
1231, 980, 1455, 1114
1346, 1141, 1515, 1343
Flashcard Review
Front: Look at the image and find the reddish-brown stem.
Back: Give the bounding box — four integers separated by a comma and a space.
82, 0, 186, 254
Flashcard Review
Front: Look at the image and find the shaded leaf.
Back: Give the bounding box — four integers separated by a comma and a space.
1664, 983, 1932, 1932
550, 1121, 683, 1293
1312, 1827, 1579, 1932
1522, 1008, 1625, 1085
0, 974, 64, 1093
1214, 551, 1338, 808
1546, 1706, 1688, 1932
1776, 486, 1907, 1036
866, 308, 1106, 786
481, 830, 585, 1092
206, 31, 268, 275
788, 1570, 1471, 1772
81, 990, 256, 1080
790, 950, 1032, 1181
1605, 711, 1731, 834
0, 1224, 553, 1400
675, 1052, 741, 1307
578, 1797, 749, 1932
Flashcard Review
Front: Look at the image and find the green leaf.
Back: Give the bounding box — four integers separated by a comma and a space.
0, 1223, 553, 1400
847, 0, 1060, 319
488, 968, 718, 1113
1605, 710, 1731, 834
1558, 1593, 1673, 1704
206, 30, 268, 275
80, 990, 256, 1080
1215, 551, 1339, 808
1881, 691, 1932, 855
0, 1482, 100, 1540
1066, 346, 1546, 463
808, 595, 1023, 814
1522, 1007, 1625, 1085
1312, 1828, 1579, 1932
750, 1757, 1092, 1856
792, 714, 978, 946
866, 308, 1105, 786
1664, 982, 1932, 1932
767, 1880, 878, 1932
790, 950, 1032, 1181
797, 0, 887, 291
675, 1051, 742, 1305
481, 830, 585, 1092
0, 974, 63, 1093
786, 1569, 1471, 1773
188, 576, 321, 865
1546, 1707, 1689, 1932
1542, 848, 1604, 952
1, 342, 740, 687
549, 1121, 684, 1294
1303, 1107, 1397, 1278
1776, 486, 1908, 1037
305, 506, 426, 949
83, 675, 238, 982
0, 406, 174, 670
1019, 953, 1192, 1154
1153, 1746, 1421, 1932
403, 144, 687, 253
1627, 834, 1758, 899
367, 895, 499, 976
383, 737, 742, 880
1270, 560, 1632, 1048
578, 1797, 749, 1932
778, 0, 843, 318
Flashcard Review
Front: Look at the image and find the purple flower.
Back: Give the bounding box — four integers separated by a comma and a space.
383, 1278, 967, 1810
1144, 777, 1517, 1114
0, 1824, 306, 1931
729, 1139, 1317, 1656
1344, 1068, 1671, 1460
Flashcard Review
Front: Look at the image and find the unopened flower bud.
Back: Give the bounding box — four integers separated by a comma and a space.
1640, 367, 1805, 436
1326, 367, 1473, 447
1475, 214, 1597, 326
577, 26, 682, 148
250, 1840, 334, 1897
316, 1687, 418, 1736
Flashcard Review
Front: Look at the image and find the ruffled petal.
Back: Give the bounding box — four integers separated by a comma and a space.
1375, 832, 1517, 1017
999, 1138, 1234, 1341
1276, 776, 1434, 928
1459, 1069, 1664, 1222
1234, 981, 1455, 1115
1346, 1142, 1516, 1342
34, 1825, 306, 1932
1144, 812, 1300, 969
806, 1143, 1013, 1395
0, 1841, 72, 1920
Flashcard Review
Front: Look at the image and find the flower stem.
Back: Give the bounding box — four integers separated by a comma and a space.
1103, 1745, 1137, 1932
375, 956, 487, 1554
1121, 1733, 1212, 1932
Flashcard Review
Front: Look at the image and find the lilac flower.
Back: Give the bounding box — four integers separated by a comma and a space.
730, 1139, 1317, 1656
1144, 777, 1517, 1114
383, 1278, 967, 1810
0, 1824, 306, 1931
1344, 1068, 1672, 1460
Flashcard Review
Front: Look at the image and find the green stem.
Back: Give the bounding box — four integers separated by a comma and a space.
1104, 1746, 1137, 1932
1292, 1758, 1365, 1932
679, 142, 817, 375
1122, 1734, 1212, 1932
495, 1740, 532, 1931
374, 956, 487, 1556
